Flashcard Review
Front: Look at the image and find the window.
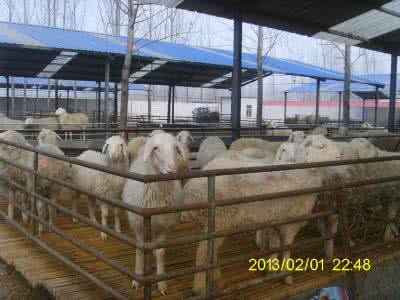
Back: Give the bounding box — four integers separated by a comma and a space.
246, 105, 252, 118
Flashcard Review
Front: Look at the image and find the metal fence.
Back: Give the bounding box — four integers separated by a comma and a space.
0, 135, 399, 299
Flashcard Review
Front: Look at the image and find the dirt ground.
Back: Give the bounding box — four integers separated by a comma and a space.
0, 260, 52, 300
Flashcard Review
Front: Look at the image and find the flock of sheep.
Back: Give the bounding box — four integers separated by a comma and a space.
0, 107, 89, 140
0, 124, 398, 296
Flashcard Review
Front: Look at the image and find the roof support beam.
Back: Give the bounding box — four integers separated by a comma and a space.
231, 14, 242, 141
104, 58, 111, 135
315, 79, 321, 125
6, 76, 10, 117
388, 54, 398, 131
374, 87, 379, 127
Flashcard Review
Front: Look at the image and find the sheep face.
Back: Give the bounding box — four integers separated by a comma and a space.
303, 135, 343, 162
25, 118, 34, 125
177, 130, 194, 147
143, 132, 185, 174
38, 129, 62, 146
102, 135, 128, 162
350, 138, 378, 158
55, 108, 67, 116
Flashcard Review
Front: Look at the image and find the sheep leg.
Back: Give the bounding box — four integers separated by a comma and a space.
88, 196, 97, 224
100, 203, 108, 240
193, 237, 224, 296
256, 230, 267, 250
318, 214, 339, 258
114, 207, 121, 233
72, 191, 80, 223
132, 232, 144, 290
7, 189, 15, 220
19, 191, 29, 223
279, 223, 303, 285
154, 248, 167, 295
48, 191, 58, 232
36, 200, 46, 236
383, 200, 400, 241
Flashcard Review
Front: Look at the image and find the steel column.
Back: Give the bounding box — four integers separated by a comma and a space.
11, 77, 15, 117
167, 86, 172, 124
338, 91, 342, 126
105, 58, 110, 133
67, 89, 70, 112
172, 86, 175, 124
231, 14, 243, 141
73, 81, 77, 112
315, 79, 321, 125
114, 82, 118, 124
283, 91, 288, 124
55, 80, 59, 110
388, 54, 397, 131
147, 86, 151, 123
362, 99, 366, 122
6, 76, 9, 117
35, 85, 39, 114
23, 79, 27, 118
143, 216, 152, 300
97, 81, 101, 125
374, 87, 379, 127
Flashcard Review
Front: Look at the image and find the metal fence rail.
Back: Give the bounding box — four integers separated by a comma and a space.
0, 137, 398, 299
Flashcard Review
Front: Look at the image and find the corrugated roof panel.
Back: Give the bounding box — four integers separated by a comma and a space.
332, 10, 400, 40
313, 32, 361, 45
382, 0, 400, 12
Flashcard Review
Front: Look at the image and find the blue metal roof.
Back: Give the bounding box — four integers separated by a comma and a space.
0, 21, 384, 88
0, 77, 145, 91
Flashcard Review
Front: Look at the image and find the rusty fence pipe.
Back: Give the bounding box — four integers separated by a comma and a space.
206, 176, 216, 296
0, 176, 144, 250
142, 233, 338, 285
338, 194, 358, 299
0, 209, 128, 300
142, 175, 400, 217
31, 151, 39, 234
12, 201, 143, 282
0, 154, 145, 217
143, 216, 152, 300
146, 210, 336, 251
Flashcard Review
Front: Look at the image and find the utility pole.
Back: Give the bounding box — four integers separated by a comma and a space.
256, 26, 264, 128
343, 44, 351, 127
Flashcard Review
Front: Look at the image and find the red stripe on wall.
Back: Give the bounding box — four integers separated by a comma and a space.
264, 100, 400, 108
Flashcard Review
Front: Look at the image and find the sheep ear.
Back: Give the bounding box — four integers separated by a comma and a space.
102, 143, 109, 154
143, 141, 155, 161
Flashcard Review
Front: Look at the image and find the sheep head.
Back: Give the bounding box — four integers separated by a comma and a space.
303, 135, 344, 162
350, 138, 378, 158
287, 131, 305, 144
149, 129, 166, 137
38, 129, 62, 146
55, 107, 67, 116
25, 118, 34, 125
176, 130, 194, 147
102, 135, 128, 162
143, 132, 185, 174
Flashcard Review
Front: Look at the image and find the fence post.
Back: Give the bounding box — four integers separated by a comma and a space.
31, 151, 39, 235
338, 192, 358, 299
206, 175, 216, 296
143, 215, 152, 300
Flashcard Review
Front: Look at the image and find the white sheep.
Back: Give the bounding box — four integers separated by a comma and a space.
311, 126, 328, 136
24, 117, 60, 131
182, 156, 322, 295
0, 130, 34, 222
362, 122, 373, 128
176, 130, 194, 148
126, 136, 147, 163
122, 132, 185, 295
55, 108, 89, 141
229, 137, 281, 157
38, 129, 62, 146
71, 135, 129, 240
0, 116, 25, 130
35, 143, 73, 235
337, 126, 349, 136
197, 136, 227, 168
287, 131, 306, 144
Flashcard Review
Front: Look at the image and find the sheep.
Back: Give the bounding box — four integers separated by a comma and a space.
35, 143, 73, 235
38, 129, 62, 146
362, 122, 373, 128
71, 135, 129, 240
337, 126, 349, 136
197, 136, 227, 168
176, 130, 194, 148
287, 131, 306, 144
0, 130, 34, 222
24, 117, 60, 131
229, 137, 281, 157
126, 136, 147, 163
182, 156, 322, 295
55, 108, 89, 141
122, 132, 185, 295
0, 116, 25, 130
311, 126, 328, 136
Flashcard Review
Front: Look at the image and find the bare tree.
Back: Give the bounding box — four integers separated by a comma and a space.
5, 0, 16, 22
